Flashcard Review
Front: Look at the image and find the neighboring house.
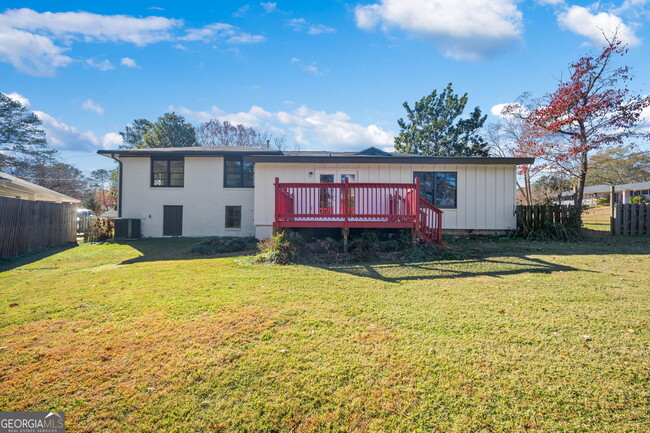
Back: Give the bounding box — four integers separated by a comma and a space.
0, 172, 79, 258
0, 171, 80, 204
98, 146, 534, 240
559, 181, 650, 206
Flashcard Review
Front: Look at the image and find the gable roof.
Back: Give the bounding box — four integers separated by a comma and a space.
0, 172, 80, 203
356, 146, 393, 156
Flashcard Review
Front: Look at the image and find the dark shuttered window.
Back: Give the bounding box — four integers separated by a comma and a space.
224, 157, 254, 188
151, 157, 184, 187
225, 206, 242, 228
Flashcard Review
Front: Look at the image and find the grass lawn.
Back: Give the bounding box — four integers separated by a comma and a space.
582, 206, 612, 232
0, 235, 648, 432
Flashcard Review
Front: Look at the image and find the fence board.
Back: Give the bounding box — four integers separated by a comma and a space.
0, 197, 77, 258
515, 204, 582, 238
611, 203, 650, 235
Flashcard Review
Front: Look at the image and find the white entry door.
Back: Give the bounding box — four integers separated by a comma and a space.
315, 171, 358, 214
316, 170, 358, 183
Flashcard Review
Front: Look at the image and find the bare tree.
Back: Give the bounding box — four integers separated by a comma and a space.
197, 119, 289, 150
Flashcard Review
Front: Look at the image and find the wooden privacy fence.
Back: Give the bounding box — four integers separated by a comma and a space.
611, 203, 650, 235
514, 204, 582, 240
0, 197, 77, 258
515, 205, 582, 232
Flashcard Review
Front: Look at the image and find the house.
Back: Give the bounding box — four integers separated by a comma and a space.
0, 171, 80, 204
559, 181, 650, 206
97, 146, 534, 241
0, 172, 79, 258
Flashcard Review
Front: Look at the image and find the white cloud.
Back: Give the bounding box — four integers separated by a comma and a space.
86, 58, 114, 71
233, 5, 250, 18
260, 2, 278, 13
287, 18, 336, 35
0, 27, 73, 76
303, 64, 323, 76
354, 0, 523, 60
490, 103, 510, 117
0, 8, 180, 45
81, 99, 104, 115
35, 111, 122, 151
490, 102, 527, 118
558, 6, 640, 47
174, 104, 395, 151
120, 57, 138, 68
0, 8, 264, 75
307, 24, 336, 35
180, 22, 265, 44
536, 0, 564, 5
101, 132, 124, 148
5, 92, 30, 106
289, 57, 325, 75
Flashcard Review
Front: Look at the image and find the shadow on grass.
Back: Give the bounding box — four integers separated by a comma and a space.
0, 242, 78, 273
316, 255, 583, 284
114, 238, 252, 265
110, 235, 647, 284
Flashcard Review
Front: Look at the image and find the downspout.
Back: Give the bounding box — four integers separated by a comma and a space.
109, 153, 123, 218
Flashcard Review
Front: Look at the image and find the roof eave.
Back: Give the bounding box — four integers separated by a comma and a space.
97, 148, 284, 158
243, 155, 536, 165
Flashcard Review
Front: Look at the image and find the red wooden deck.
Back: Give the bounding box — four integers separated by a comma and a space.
274, 177, 443, 243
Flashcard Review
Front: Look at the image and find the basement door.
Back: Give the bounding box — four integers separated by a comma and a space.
163, 205, 183, 236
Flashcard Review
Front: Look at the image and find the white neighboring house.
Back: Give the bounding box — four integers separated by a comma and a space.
559, 181, 650, 206
98, 146, 534, 239
0, 171, 80, 204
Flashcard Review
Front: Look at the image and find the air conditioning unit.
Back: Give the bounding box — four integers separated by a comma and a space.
114, 218, 141, 239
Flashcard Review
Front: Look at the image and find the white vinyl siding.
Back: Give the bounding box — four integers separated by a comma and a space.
120, 156, 255, 237
253, 162, 517, 236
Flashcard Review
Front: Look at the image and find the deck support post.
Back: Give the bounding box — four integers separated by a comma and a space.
342, 228, 349, 252
411, 228, 418, 245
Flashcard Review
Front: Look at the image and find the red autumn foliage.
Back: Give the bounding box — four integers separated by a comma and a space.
506, 33, 650, 207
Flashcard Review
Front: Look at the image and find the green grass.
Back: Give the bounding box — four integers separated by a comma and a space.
0, 236, 649, 432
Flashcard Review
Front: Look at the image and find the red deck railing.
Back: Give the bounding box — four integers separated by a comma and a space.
274, 177, 443, 243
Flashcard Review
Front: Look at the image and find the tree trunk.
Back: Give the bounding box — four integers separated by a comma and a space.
574, 150, 589, 208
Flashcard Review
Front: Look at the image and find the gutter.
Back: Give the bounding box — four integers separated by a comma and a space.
244, 155, 536, 165
108, 153, 123, 218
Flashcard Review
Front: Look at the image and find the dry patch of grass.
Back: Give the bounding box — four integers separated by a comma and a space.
0, 307, 277, 431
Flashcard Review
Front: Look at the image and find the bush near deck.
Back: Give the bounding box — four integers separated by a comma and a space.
0, 236, 648, 432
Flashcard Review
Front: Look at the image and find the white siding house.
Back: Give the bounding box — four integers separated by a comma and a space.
252, 162, 518, 239
99, 146, 533, 239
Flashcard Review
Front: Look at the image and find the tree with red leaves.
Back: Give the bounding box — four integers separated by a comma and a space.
509, 34, 650, 207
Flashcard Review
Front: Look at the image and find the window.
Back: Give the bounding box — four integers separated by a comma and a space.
151, 158, 184, 187
225, 206, 242, 228
413, 171, 457, 209
224, 157, 254, 188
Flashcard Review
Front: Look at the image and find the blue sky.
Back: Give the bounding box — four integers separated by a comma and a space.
2, 0, 650, 173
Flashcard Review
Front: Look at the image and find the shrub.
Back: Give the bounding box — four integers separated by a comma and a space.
191, 236, 257, 255
596, 197, 608, 206
84, 218, 114, 242
255, 231, 302, 264
630, 196, 647, 204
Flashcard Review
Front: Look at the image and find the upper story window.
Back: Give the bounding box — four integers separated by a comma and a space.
224, 157, 254, 188
413, 171, 457, 209
151, 157, 184, 187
